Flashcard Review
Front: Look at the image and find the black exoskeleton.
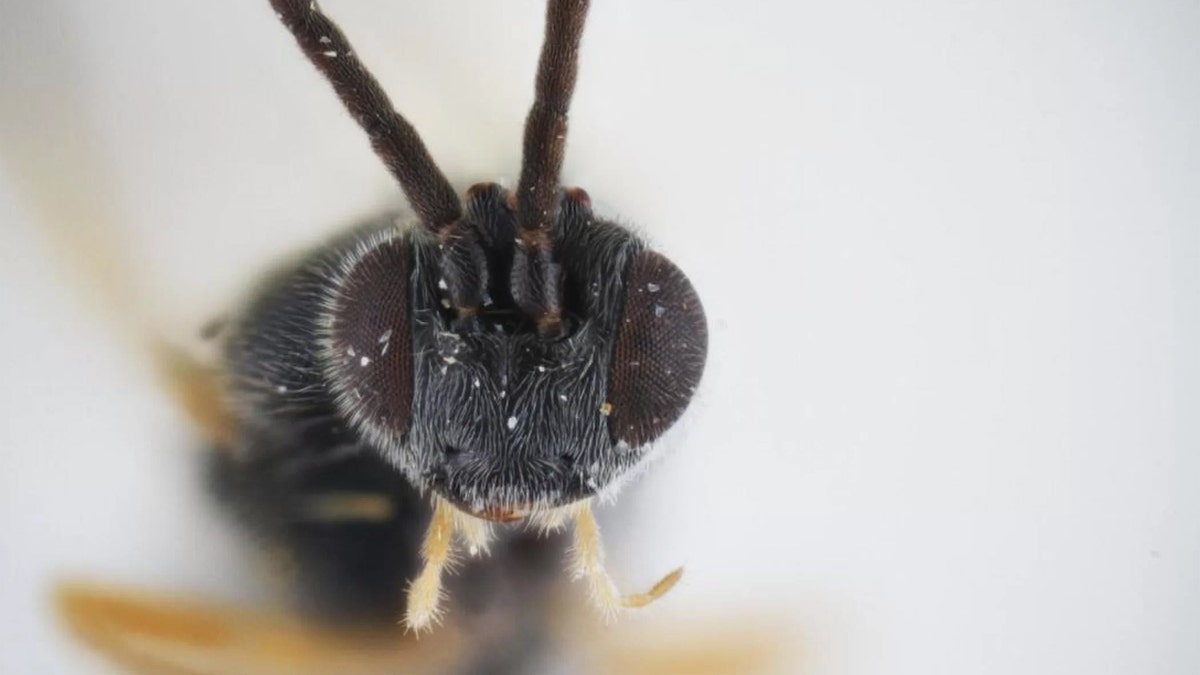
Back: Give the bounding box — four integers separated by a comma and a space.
211, 0, 707, 634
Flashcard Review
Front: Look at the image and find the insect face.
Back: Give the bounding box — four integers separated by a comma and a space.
323, 183, 707, 519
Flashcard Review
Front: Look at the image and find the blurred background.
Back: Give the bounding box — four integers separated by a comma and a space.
1, 0, 1197, 673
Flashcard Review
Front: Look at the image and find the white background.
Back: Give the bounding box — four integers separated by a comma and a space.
1, 0, 1197, 673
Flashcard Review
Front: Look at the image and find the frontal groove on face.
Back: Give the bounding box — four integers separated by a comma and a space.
399, 203, 649, 513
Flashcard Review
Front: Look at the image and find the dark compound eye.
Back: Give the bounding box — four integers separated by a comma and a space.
325, 234, 415, 443
608, 250, 708, 447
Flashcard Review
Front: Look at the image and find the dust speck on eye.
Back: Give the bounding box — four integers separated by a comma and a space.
654, 305, 666, 318
500, 390, 507, 399
473, 378, 481, 388
360, 356, 370, 367
347, 346, 357, 357
441, 299, 452, 309
537, 365, 546, 373
599, 402, 613, 416
443, 356, 458, 365
276, 385, 288, 394
647, 282, 660, 293
438, 278, 448, 290
559, 394, 568, 402
318, 36, 331, 44
506, 416, 518, 430
322, 50, 338, 58
440, 365, 448, 375
378, 329, 392, 344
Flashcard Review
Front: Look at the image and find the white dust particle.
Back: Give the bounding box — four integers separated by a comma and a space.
654, 305, 666, 318
507, 416, 518, 430
599, 402, 613, 416
438, 278, 448, 290
319, 36, 331, 44
473, 378, 481, 388
441, 299, 452, 309
647, 282, 661, 293
559, 394, 568, 402
322, 50, 338, 58
276, 385, 288, 394
378, 329, 392, 344
360, 356, 370, 367
537, 365, 546, 373
347, 346, 356, 357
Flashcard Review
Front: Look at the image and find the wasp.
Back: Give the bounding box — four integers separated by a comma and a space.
1, 1, 776, 673
219, 0, 708, 631
63, 0, 704, 655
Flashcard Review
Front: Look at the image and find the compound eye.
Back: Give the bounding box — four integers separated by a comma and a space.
608, 250, 708, 446
326, 235, 414, 441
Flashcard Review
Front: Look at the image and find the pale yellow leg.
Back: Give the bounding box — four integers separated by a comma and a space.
451, 508, 492, 557
569, 501, 684, 620
588, 620, 786, 675
55, 582, 465, 675
620, 567, 685, 609
154, 342, 238, 449
404, 497, 458, 633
